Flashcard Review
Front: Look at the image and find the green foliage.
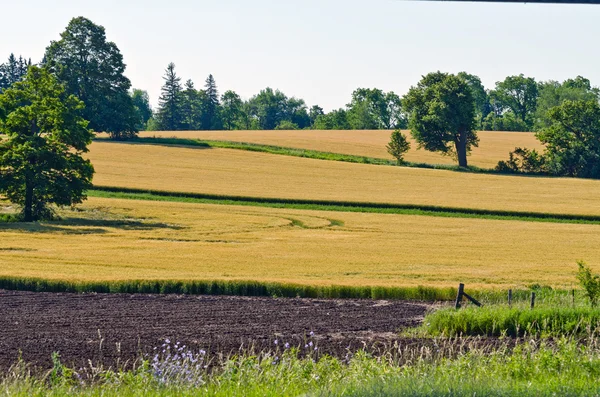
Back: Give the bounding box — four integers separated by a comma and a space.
496, 147, 546, 174
313, 108, 351, 130
537, 99, 600, 178
44, 17, 138, 140
130, 89, 152, 130
274, 120, 299, 130
403, 71, 478, 167
4, 338, 600, 396
156, 63, 184, 130
425, 305, 600, 337
0, 67, 94, 221
458, 72, 491, 129
386, 129, 411, 163
246, 88, 310, 130
0, 53, 31, 92
577, 261, 600, 307
482, 110, 529, 132
490, 74, 538, 130
346, 88, 406, 129
220, 90, 246, 130
0, 275, 456, 301
535, 77, 600, 130
200, 74, 222, 130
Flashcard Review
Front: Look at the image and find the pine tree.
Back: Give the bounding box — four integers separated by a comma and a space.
182, 79, 203, 130
0, 54, 31, 92
201, 74, 221, 130
157, 63, 183, 130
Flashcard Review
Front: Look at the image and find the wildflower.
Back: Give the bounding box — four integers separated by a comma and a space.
274, 340, 279, 345
284, 343, 290, 349
310, 331, 315, 336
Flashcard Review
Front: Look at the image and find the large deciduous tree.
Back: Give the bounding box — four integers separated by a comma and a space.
490, 74, 538, 130
0, 67, 94, 221
221, 90, 245, 130
44, 17, 138, 139
537, 100, 600, 178
403, 71, 478, 167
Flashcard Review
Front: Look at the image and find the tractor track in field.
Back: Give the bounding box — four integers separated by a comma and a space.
0, 290, 431, 370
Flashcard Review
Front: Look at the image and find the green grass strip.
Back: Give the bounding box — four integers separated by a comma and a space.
90, 186, 600, 225
0, 275, 456, 301
95, 136, 497, 174
425, 305, 600, 337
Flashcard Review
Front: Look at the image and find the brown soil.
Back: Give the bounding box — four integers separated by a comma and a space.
0, 290, 430, 370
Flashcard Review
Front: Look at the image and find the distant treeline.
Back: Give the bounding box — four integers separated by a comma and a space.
1, 17, 598, 135
145, 65, 600, 133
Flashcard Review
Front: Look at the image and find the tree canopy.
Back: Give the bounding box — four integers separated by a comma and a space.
403, 72, 478, 167
44, 17, 138, 139
0, 67, 94, 221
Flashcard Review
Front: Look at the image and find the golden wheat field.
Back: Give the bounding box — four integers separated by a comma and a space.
88, 142, 600, 216
1, 197, 598, 289
137, 130, 543, 169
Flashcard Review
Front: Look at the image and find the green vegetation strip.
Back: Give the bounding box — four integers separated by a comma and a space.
5, 339, 600, 396
90, 186, 600, 225
425, 305, 600, 337
0, 276, 456, 301
97, 136, 495, 173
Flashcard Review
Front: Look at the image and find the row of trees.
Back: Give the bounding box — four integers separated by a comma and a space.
392, 71, 600, 178
148, 68, 599, 133
150, 63, 406, 132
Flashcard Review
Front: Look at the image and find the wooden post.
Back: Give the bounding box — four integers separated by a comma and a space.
508, 289, 512, 307
455, 283, 465, 309
530, 292, 536, 309
572, 289, 575, 307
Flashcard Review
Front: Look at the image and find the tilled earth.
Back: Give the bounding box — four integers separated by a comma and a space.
0, 290, 430, 370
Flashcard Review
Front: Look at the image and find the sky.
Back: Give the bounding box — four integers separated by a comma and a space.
2, 0, 600, 111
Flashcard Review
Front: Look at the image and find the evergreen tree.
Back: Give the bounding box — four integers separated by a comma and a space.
201, 74, 221, 130
157, 63, 184, 130
44, 17, 138, 140
0, 54, 31, 92
182, 79, 203, 130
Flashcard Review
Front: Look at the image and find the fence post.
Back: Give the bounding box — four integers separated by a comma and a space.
508, 289, 512, 307
572, 289, 575, 307
530, 292, 536, 309
455, 283, 465, 309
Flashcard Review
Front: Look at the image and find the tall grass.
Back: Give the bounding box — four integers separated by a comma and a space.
3, 338, 600, 396
425, 305, 600, 337
0, 275, 457, 301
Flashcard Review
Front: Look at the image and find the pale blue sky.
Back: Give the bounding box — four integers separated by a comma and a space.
2, 0, 599, 110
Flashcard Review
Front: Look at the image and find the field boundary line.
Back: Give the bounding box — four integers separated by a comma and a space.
90, 185, 600, 225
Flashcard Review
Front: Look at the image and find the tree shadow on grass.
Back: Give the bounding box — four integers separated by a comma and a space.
0, 217, 184, 234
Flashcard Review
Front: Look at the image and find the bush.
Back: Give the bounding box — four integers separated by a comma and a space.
386, 129, 411, 164
496, 147, 546, 174
274, 120, 299, 130
577, 261, 600, 307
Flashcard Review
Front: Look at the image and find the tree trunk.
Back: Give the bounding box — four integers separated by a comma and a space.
23, 177, 33, 222
456, 132, 468, 168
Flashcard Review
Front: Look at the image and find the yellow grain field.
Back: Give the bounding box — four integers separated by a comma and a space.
136, 130, 543, 169
1, 197, 598, 289
88, 142, 600, 216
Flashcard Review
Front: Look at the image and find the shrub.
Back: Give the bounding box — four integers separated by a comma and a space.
386, 129, 411, 164
577, 260, 600, 307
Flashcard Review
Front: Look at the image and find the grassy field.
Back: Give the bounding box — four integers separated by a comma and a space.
88, 142, 600, 216
2, 196, 600, 290
136, 129, 543, 169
